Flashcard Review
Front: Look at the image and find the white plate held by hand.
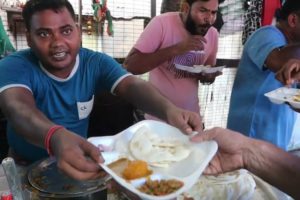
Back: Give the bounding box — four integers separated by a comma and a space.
175, 63, 224, 74
264, 87, 300, 109
88, 120, 218, 200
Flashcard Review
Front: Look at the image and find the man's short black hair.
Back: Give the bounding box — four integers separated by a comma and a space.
22, 0, 76, 30
276, 0, 300, 21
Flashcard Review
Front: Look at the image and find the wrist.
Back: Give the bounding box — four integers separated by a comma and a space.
44, 125, 64, 156
242, 138, 264, 172
164, 104, 179, 123
170, 44, 184, 56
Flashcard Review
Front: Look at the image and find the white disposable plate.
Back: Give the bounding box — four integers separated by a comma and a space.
264, 87, 300, 109
174, 63, 224, 74
189, 50, 205, 54
88, 120, 218, 200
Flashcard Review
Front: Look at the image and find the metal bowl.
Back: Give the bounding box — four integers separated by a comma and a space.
21, 158, 110, 199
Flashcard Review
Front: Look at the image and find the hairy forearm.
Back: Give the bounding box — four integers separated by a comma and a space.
244, 139, 300, 199
124, 46, 182, 74
0, 88, 54, 148
117, 77, 176, 121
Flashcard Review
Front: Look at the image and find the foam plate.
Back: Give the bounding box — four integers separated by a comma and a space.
88, 120, 218, 200
264, 87, 300, 109
174, 64, 224, 74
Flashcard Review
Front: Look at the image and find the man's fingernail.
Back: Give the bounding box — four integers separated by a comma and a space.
189, 131, 198, 138
191, 131, 198, 135
186, 127, 192, 133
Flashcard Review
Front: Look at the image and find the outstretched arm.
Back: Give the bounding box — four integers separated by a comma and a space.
191, 127, 300, 199
0, 88, 103, 180
0, 88, 52, 146
114, 76, 203, 134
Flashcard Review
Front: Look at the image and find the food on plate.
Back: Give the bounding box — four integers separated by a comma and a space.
108, 158, 130, 177
122, 160, 152, 180
178, 170, 256, 200
193, 64, 211, 67
129, 126, 191, 168
108, 158, 152, 180
293, 93, 300, 102
174, 63, 223, 74
138, 178, 184, 196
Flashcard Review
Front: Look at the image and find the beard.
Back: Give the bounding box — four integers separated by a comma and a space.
185, 12, 212, 36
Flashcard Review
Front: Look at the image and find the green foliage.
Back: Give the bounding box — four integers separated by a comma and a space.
0, 17, 15, 58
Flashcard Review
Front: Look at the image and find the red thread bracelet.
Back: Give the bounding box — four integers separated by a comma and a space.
44, 125, 64, 156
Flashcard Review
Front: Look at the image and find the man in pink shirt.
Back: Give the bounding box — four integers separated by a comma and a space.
124, 0, 221, 120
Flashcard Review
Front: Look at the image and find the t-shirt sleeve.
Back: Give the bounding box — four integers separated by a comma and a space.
134, 16, 164, 53
0, 54, 32, 93
205, 27, 219, 66
91, 53, 130, 93
245, 27, 286, 70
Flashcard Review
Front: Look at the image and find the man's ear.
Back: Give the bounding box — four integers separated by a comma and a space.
180, 2, 190, 13
25, 30, 32, 47
287, 13, 299, 28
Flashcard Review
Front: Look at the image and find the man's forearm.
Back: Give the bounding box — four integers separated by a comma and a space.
244, 139, 300, 199
0, 88, 54, 148
6, 103, 53, 148
124, 45, 182, 75
118, 77, 176, 122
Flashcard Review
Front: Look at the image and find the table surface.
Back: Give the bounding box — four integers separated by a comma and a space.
0, 156, 297, 200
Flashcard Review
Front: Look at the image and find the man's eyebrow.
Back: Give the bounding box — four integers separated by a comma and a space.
34, 24, 73, 31
34, 27, 51, 32
199, 6, 218, 12
60, 24, 73, 29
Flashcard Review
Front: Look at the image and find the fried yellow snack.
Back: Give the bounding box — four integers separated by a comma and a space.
122, 160, 152, 180
293, 94, 300, 102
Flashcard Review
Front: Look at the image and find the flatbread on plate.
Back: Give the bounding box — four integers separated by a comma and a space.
129, 126, 190, 167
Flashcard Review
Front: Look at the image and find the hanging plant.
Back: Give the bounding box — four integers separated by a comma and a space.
92, 0, 113, 36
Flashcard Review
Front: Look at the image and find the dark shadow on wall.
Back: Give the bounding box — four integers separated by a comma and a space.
216, 59, 240, 68
87, 92, 136, 137
0, 110, 8, 162
87, 58, 139, 137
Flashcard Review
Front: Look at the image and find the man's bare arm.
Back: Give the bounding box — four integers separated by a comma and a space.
0, 87, 53, 147
124, 35, 206, 74
266, 44, 300, 72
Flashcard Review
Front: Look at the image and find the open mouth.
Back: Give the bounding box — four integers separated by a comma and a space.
196, 25, 211, 36
52, 51, 67, 61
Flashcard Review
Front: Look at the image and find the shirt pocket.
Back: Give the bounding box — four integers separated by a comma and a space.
77, 95, 94, 120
